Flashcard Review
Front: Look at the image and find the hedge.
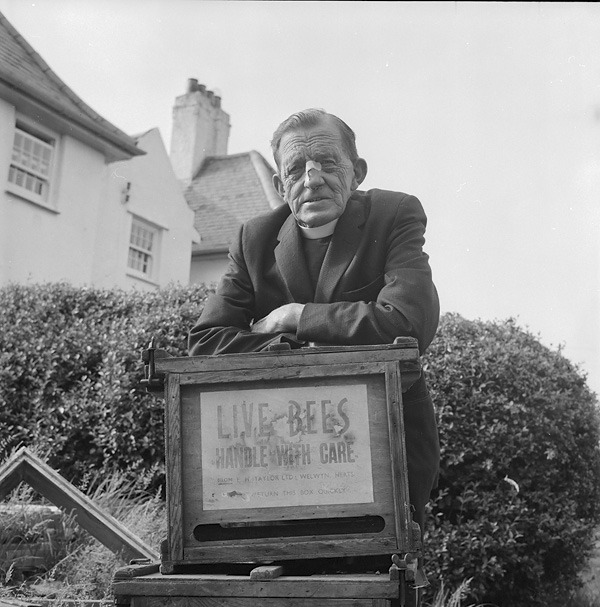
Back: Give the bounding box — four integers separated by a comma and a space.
422, 313, 600, 606
1, 284, 599, 605
0, 282, 210, 491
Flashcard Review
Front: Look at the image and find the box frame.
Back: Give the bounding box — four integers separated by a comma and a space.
153, 340, 421, 571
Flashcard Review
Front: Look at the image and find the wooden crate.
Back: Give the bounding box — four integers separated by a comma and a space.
112, 569, 414, 607
151, 340, 422, 572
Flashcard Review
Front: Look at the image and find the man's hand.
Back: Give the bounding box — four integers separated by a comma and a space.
251, 303, 305, 334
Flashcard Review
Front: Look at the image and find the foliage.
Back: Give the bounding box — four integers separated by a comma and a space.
1, 285, 599, 605
422, 313, 600, 606
0, 468, 166, 604
0, 282, 210, 490
0, 484, 68, 585
425, 578, 479, 607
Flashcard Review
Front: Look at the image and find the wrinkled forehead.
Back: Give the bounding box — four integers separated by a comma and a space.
278, 119, 347, 164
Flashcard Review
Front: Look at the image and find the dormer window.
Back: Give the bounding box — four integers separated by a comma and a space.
7, 124, 55, 206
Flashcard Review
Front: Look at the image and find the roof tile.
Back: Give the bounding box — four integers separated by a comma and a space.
186, 153, 283, 253
0, 11, 140, 156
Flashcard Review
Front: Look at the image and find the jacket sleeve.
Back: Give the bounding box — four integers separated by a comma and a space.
297, 195, 439, 353
188, 225, 303, 356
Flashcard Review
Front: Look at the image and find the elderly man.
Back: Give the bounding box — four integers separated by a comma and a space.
189, 108, 440, 545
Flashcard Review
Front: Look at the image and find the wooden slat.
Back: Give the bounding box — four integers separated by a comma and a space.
178, 362, 386, 386
249, 565, 283, 580
384, 363, 412, 551
182, 535, 397, 563
134, 598, 384, 607
0, 599, 42, 607
113, 562, 161, 580
165, 374, 184, 563
0, 449, 26, 499
154, 342, 419, 376
114, 573, 398, 598
0, 448, 158, 563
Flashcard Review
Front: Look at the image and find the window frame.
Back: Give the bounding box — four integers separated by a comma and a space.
126, 215, 162, 284
6, 119, 59, 211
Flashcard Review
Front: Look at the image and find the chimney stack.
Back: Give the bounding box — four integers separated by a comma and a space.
170, 79, 231, 183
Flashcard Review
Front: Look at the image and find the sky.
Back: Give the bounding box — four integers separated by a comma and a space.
1, 0, 599, 395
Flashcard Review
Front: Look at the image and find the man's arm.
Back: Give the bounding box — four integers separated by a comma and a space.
250, 303, 305, 334
189, 193, 438, 356
188, 224, 304, 356
296, 194, 439, 353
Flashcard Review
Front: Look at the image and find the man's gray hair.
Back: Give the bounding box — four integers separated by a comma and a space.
270, 109, 359, 168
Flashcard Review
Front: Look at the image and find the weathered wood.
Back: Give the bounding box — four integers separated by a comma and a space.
384, 362, 414, 551
176, 375, 399, 563
0, 448, 159, 563
160, 343, 420, 569
114, 562, 161, 580
0, 599, 42, 607
178, 361, 388, 386
133, 598, 385, 607
0, 449, 26, 499
165, 374, 183, 564
182, 536, 397, 563
155, 341, 419, 376
0, 503, 65, 573
113, 573, 399, 598
22, 602, 110, 607
248, 565, 283, 580
0, 597, 111, 606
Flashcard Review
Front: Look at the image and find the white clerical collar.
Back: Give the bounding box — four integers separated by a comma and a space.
298, 219, 339, 240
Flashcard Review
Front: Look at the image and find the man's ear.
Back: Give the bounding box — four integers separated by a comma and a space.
351, 158, 368, 190
272, 173, 285, 198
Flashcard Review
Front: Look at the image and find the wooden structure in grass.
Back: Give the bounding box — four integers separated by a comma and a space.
0, 447, 159, 563
113, 571, 413, 607
146, 339, 422, 573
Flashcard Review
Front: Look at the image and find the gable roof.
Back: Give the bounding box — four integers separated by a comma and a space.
0, 11, 142, 162
186, 150, 284, 255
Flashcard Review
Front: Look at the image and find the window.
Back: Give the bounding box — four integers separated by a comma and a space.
7, 125, 54, 203
127, 217, 159, 280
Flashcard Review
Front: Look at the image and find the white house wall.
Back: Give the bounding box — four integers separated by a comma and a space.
96, 128, 196, 290
1, 99, 194, 290
0, 98, 108, 286
0, 97, 16, 284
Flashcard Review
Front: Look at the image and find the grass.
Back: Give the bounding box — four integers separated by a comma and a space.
0, 476, 485, 607
2, 472, 600, 607
425, 578, 495, 607
0, 471, 166, 605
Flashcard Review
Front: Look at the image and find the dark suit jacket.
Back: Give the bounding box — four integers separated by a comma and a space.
189, 188, 440, 530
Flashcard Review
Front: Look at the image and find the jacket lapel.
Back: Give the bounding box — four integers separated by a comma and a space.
314, 196, 366, 303
274, 213, 315, 303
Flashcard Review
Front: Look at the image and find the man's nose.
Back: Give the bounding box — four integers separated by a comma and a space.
304, 161, 324, 189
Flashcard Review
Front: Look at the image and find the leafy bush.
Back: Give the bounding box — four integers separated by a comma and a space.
422, 313, 600, 606
0, 282, 210, 490
1, 285, 599, 605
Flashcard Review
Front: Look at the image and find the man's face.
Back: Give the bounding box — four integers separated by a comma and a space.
273, 118, 366, 228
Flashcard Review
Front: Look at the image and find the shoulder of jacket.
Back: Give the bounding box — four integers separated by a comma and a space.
364, 188, 414, 205
360, 188, 425, 217
243, 203, 290, 234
